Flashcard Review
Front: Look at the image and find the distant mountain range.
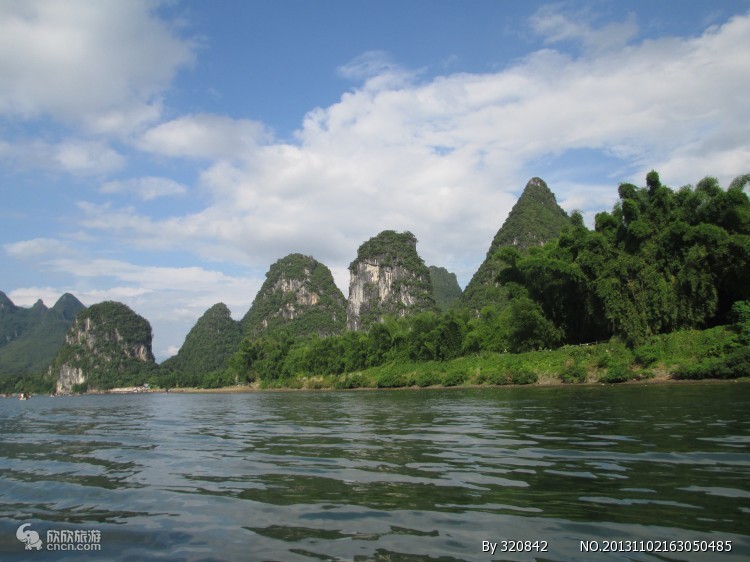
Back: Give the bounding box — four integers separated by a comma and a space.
0, 292, 84, 378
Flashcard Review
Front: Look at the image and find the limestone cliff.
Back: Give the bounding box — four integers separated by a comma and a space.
242, 254, 346, 338
462, 178, 570, 313
50, 301, 156, 393
347, 230, 438, 331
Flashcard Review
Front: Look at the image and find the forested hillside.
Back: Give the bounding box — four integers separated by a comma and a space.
223, 172, 750, 389
463, 177, 570, 313
159, 303, 243, 387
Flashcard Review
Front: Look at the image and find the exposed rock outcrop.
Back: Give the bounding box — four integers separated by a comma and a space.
242, 254, 346, 338
50, 301, 156, 393
347, 230, 438, 331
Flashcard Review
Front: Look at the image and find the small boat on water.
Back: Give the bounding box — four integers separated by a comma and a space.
18, 392, 30, 400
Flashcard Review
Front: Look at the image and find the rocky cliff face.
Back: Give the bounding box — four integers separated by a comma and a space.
242, 254, 346, 338
463, 178, 570, 313
347, 231, 438, 331
50, 301, 156, 393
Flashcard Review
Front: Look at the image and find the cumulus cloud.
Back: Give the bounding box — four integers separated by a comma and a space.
100, 176, 188, 201
54, 139, 125, 175
137, 114, 271, 160
74, 11, 750, 294
0, 0, 194, 131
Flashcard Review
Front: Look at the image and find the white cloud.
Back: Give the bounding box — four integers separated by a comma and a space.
0, 0, 194, 131
77, 12, 750, 293
4, 237, 73, 259
138, 114, 271, 160
100, 176, 188, 201
54, 139, 125, 175
530, 4, 639, 52
0, 137, 125, 176
10, 8, 747, 356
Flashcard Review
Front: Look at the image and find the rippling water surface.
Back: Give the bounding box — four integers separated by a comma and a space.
1, 384, 749, 561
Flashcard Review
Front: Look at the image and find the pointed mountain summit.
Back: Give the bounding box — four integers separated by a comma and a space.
463, 178, 570, 312
161, 303, 242, 377
347, 230, 438, 331
52, 293, 85, 322
242, 254, 346, 338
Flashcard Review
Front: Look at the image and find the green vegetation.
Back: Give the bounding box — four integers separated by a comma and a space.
221, 172, 750, 391
503, 172, 750, 346
428, 266, 462, 311
225, 324, 741, 391
7, 172, 749, 394
0, 293, 85, 392
49, 301, 157, 391
348, 230, 438, 331
158, 303, 243, 388
242, 253, 346, 338
463, 177, 571, 313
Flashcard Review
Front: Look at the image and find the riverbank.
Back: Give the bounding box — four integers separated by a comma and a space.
155, 326, 748, 393
159, 375, 749, 394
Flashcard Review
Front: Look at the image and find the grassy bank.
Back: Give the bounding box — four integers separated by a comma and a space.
251, 325, 748, 390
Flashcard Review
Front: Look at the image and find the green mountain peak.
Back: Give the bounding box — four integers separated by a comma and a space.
462, 177, 570, 312
347, 230, 438, 331
242, 254, 346, 338
161, 302, 242, 379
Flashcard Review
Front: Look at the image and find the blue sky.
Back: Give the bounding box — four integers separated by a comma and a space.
2, 0, 749, 360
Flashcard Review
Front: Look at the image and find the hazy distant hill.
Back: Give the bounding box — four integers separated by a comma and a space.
0, 292, 85, 377
429, 266, 462, 311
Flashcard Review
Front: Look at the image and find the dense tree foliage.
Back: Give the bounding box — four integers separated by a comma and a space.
159, 303, 243, 384
504, 172, 750, 346
463, 177, 570, 313
242, 253, 346, 338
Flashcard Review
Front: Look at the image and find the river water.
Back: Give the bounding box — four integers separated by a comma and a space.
0, 384, 748, 561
